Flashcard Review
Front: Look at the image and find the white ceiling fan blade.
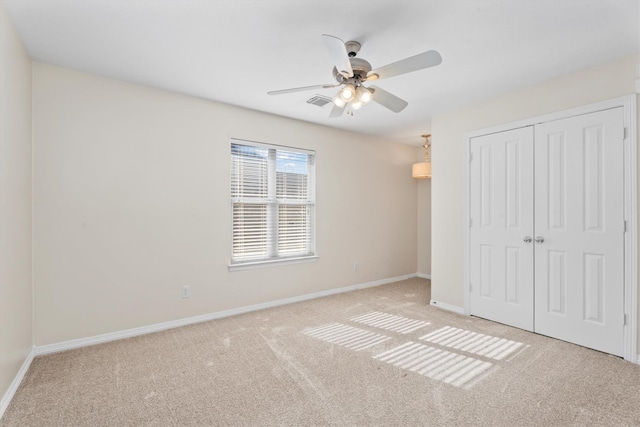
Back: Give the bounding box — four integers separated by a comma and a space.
268, 83, 339, 95
369, 86, 408, 113
328, 103, 346, 118
322, 34, 353, 78
367, 50, 442, 81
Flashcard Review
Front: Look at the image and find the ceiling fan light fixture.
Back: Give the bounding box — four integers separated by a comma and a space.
357, 86, 373, 104
339, 84, 356, 101
333, 95, 346, 107
351, 100, 363, 110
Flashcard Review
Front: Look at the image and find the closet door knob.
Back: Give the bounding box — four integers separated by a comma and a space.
535, 236, 545, 244
523, 236, 532, 243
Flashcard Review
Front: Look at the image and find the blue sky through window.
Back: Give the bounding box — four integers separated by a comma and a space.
232, 143, 309, 175
277, 151, 308, 175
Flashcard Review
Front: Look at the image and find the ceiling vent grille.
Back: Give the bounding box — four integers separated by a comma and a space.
306, 95, 333, 108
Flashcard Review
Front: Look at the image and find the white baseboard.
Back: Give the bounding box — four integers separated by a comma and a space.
0, 346, 35, 420
430, 299, 465, 315
35, 273, 417, 356
417, 273, 431, 279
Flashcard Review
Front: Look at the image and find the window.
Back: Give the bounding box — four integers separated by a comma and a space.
230, 139, 316, 268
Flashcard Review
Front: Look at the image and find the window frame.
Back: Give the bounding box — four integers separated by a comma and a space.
228, 138, 317, 271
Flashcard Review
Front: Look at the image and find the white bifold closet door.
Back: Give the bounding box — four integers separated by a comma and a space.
534, 108, 624, 356
469, 107, 625, 356
469, 126, 535, 331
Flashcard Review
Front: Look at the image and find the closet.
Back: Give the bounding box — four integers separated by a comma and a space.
468, 107, 625, 356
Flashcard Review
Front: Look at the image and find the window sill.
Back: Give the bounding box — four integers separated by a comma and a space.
228, 255, 319, 272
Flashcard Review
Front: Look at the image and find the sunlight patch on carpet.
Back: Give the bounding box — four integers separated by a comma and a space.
374, 341, 493, 388
303, 323, 391, 351
419, 326, 524, 360
349, 311, 431, 334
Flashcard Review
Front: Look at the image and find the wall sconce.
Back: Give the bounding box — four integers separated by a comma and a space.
412, 134, 431, 179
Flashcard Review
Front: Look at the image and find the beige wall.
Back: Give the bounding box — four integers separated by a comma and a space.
430, 54, 639, 340
32, 63, 418, 346
0, 3, 33, 404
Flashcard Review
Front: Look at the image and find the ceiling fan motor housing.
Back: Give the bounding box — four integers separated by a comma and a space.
333, 57, 372, 83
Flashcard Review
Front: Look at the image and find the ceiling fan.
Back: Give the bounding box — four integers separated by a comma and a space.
267, 34, 442, 117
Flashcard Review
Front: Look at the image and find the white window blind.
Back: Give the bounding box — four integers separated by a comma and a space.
231, 140, 315, 265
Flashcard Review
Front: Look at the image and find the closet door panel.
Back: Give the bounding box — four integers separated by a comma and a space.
469, 127, 534, 331
534, 107, 624, 356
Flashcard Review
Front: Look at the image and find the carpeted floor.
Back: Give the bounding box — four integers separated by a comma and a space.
3, 278, 640, 426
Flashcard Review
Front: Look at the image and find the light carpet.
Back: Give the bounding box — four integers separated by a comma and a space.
2, 278, 640, 426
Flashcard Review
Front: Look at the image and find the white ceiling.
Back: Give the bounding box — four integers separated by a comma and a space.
3, 0, 639, 145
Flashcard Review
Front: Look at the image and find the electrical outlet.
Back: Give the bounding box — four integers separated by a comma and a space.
181, 285, 191, 299
353, 262, 359, 271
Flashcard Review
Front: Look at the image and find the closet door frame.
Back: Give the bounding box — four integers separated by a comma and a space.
462, 94, 637, 363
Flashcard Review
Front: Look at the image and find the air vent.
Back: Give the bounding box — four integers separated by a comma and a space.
306, 95, 333, 108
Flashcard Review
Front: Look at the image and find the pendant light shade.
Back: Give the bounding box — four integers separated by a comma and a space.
412, 134, 432, 179
412, 161, 431, 179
